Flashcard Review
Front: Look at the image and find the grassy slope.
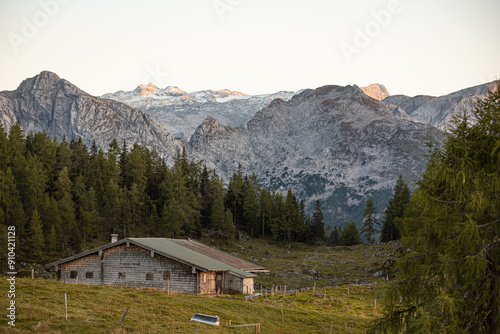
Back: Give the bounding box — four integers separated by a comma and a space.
1, 240, 398, 333
206, 237, 399, 289
0, 279, 384, 333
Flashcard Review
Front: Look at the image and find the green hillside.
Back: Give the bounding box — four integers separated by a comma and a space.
0, 278, 384, 334
1, 241, 398, 333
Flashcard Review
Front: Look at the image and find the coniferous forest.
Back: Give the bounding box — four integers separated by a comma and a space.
0, 122, 340, 263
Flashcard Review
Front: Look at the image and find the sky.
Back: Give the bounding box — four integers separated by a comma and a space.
0, 0, 499, 97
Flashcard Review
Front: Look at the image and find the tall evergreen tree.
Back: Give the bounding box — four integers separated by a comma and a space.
28, 209, 45, 261
210, 181, 235, 243
371, 82, 500, 333
361, 197, 378, 243
309, 200, 326, 244
55, 167, 79, 252
341, 221, 361, 246
380, 175, 410, 242
243, 178, 260, 237
328, 225, 341, 246
259, 189, 273, 237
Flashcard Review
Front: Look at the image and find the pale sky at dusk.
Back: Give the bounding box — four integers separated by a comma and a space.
0, 0, 499, 97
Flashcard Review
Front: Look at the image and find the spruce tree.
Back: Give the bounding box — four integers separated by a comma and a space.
309, 200, 326, 244
341, 221, 361, 246
380, 175, 410, 242
328, 225, 341, 246
371, 83, 500, 333
243, 178, 259, 237
28, 209, 45, 261
361, 197, 378, 243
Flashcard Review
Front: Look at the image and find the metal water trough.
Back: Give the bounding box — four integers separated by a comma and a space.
190, 313, 220, 333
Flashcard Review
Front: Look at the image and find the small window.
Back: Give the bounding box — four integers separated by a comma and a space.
146, 273, 154, 280
118, 272, 125, 279
163, 271, 170, 280
70, 271, 78, 279
57, 270, 61, 279
86, 272, 93, 279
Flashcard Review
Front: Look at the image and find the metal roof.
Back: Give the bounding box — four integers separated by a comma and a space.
46, 238, 258, 278
169, 239, 266, 272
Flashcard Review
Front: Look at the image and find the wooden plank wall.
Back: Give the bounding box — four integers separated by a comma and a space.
59, 254, 101, 285
102, 245, 197, 293
58, 245, 197, 293
199, 271, 216, 294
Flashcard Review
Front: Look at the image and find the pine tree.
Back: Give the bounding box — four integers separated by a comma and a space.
341, 221, 361, 246
371, 82, 500, 333
380, 175, 410, 242
361, 197, 378, 243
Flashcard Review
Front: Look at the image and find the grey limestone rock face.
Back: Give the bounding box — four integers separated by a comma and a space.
102, 84, 297, 139
188, 84, 445, 224
383, 81, 497, 131
0, 71, 183, 163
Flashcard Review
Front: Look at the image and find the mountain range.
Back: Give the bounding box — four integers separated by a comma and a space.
0, 71, 183, 163
0, 71, 495, 225
102, 84, 298, 139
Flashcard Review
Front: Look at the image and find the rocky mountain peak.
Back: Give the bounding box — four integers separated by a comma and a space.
134, 83, 158, 95
189, 116, 236, 146
0, 71, 182, 163
361, 84, 390, 101
164, 86, 186, 95
16, 70, 69, 94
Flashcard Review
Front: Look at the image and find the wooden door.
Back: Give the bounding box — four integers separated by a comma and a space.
216, 272, 223, 293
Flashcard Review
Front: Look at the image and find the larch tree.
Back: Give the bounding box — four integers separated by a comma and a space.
371, 82, 500, 333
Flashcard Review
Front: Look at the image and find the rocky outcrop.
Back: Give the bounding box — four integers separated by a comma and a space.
0, 71, 183, 162
360, 84, 390, 101
188, 84, 444, 224
383, 81, 497, 131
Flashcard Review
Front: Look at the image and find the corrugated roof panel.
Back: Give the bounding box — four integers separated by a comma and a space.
170, 239, 264, 271
129, 238, 256, 278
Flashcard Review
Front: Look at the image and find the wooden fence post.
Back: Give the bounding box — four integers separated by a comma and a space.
120, 308, 129, 324
64, 293, 68, 320
329, 321, 333, 334
31, 268, 34, 279
313, 282, 316, 295
281, 307, 284, 323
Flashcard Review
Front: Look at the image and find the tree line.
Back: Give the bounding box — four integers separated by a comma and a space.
0, 123, 363, 262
